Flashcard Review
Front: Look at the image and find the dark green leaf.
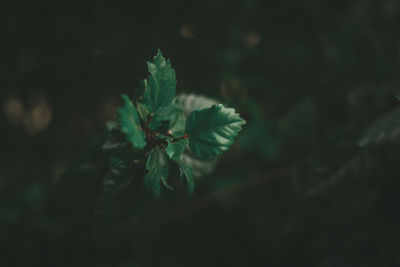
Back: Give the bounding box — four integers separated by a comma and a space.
178, 162, 195, 195
174, 94, 219, 177
185, 104, 246, 159
166, 139, 195, 194
96, 162, 134, 216
118, 95, 147, 149
141, 49, 176, 114
166, 139, 188, 161
144, 147, 171, 196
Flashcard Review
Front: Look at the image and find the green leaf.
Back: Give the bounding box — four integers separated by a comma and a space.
174, 94, 219, 177
141, 49, 176, 114
171, 94, 219, 138
166, 139, 188, 161
166, 139, 195, 194
358, 107, 400, 147
144, 147, 171, 196
178, 162, 195, 195
118, 95, 147, 149
149, 103, 184, 130
185, 104, 246, 159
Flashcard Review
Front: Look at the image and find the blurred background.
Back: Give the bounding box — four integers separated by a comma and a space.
1, 0, 400, 266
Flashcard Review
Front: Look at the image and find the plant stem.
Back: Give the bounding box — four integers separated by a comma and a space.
172, 134, 188, 143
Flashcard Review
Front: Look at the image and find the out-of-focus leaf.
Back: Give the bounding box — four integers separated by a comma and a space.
118, 95, 147, 149
358, 107, 400, 147
102, 125, 143, 160
94, 162, 135, 229
237, 100, 278, 159
175, 93, 219, 117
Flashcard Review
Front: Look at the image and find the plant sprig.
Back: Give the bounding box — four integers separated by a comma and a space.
106, 49, 246, 196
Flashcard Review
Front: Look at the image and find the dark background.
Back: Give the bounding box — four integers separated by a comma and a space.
1, 0, 400, 266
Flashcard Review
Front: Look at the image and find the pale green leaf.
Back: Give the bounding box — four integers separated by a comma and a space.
175, 93, 218, 117
169, 112, 186, 137
185, 104, 246, 159
118, 95, 147, 149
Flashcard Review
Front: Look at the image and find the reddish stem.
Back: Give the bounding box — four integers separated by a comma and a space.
172, 134, 188, 143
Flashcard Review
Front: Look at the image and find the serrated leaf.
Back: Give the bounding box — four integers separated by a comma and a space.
174, 94, 219, 177
118, 95, 147, 149
149, 103, 184, 130
185, 104, 246, 159
144, 147, 171, 196
141, 49, 176, 114
170, 93, 219, 138
166, 139, 188, 161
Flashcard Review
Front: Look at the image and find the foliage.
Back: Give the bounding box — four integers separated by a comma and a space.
3, 1, 400, 266
104, 50, 245, 196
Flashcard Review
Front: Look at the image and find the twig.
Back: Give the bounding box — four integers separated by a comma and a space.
171, 134, 188, 143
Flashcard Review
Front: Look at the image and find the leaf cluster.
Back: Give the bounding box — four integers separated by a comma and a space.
103, 50, 246, 196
